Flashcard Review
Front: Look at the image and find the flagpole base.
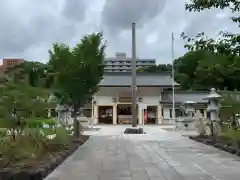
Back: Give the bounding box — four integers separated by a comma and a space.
124, 127, 146, 134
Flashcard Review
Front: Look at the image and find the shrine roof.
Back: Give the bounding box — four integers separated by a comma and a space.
99, 72, 179, 87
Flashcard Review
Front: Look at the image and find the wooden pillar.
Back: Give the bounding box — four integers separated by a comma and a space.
157, 105, 162, 124
113, 104, 117, 124
138, 107, 143, 124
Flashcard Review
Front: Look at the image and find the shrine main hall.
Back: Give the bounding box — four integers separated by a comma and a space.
88, 72, 209, 125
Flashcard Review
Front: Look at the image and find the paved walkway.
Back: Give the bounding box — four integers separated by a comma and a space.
45, 125, 240, 180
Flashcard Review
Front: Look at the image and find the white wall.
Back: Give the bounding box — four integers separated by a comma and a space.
95, 95, 160, 106
95, 96, 114, 106
96, 87, 162, 99
163, 108, 170, 119
95, 87, 162, 106
141, 96, 160, 105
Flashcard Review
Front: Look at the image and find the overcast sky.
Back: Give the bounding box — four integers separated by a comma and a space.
0, 0, 238, 64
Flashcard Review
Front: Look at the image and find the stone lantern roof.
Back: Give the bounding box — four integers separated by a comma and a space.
47, 94, 58, 103
203, 88, 221, 100
184, 100, 196, 104
55, 104, 68, 112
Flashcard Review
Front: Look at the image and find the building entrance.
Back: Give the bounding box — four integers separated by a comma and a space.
146, 106, 157, 124
117, 104, 138, 124
98, 106, 113, 124
117, 104, 132, 124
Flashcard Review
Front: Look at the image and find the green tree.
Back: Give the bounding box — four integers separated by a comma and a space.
4, 61, 50, 88
48, 32, 106, 137
220, 91, 240, 128
137, 64, 172, 73
182, 0, 239, 56
0, 80, 49, 139
174, 50, 240, 90
174, 51, 203, 90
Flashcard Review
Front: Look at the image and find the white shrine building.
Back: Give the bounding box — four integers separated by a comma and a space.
90, 72, 209, 125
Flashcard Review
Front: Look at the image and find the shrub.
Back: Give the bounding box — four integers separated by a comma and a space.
0, 135, 43, 168
55, 128, 71, 145
26, 118, 56, 128
41, 128, 70, 153
221, 127, 240, 148
196, 118, 207, 136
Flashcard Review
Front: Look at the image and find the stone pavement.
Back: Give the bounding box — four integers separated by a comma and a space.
45, 125, 240, 180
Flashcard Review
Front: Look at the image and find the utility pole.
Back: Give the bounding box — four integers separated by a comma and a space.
171, 33, 176, 130
132, 22, 137, 127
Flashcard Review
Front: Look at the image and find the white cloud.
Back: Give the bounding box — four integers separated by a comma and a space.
0, 0, 238, 64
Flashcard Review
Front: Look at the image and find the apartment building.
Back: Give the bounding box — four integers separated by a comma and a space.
104, 53, 156, 72
2, 58, 24, 69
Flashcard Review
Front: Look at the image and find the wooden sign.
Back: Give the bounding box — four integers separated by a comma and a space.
119, 96, 132, 102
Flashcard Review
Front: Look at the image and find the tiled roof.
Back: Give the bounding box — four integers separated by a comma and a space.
161, 91, 209, 103
99, 72, 179, 87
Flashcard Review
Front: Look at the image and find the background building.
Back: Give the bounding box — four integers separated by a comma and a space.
104, 52, 156, 72
2, 58, 24, 69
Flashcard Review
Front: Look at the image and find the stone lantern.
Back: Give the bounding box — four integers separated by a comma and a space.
176, 100, 196, 130
203, 88, 221, 122
184, 100, 196, 117
203, 88, 221, 136
55, 104, 69, 124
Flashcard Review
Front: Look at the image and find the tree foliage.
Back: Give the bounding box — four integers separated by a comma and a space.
174, 50, 240, 90
0, 78, 51, 140
48, 32, 106, 116
219, 91, 240, 127
0, 60, 56, 139
220, 91, 240, 115
137, 64, 172, 73
182, 0, 239, 56
0, 82, 49, 117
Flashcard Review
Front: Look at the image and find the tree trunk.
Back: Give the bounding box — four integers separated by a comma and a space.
232, 113, 237, 130
73, 105, 80, 139
11, 128, 16, 140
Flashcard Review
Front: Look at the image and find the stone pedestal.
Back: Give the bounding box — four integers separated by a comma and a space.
176, 117, 197, 130
124, 127, 145, 134
78, 116, 90, 128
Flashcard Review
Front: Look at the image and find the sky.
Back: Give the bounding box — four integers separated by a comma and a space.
0, 0, 238, 64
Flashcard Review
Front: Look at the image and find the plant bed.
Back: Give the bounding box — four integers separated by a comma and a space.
189, 135, 211, 143
189, 135, 240, 157
0, 135, 89, 180
226, 146, 237, 154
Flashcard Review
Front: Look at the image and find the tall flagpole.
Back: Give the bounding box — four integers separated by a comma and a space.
132, 22, 137, 127
171, 33, 176, 130
132, 23, 137, 127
